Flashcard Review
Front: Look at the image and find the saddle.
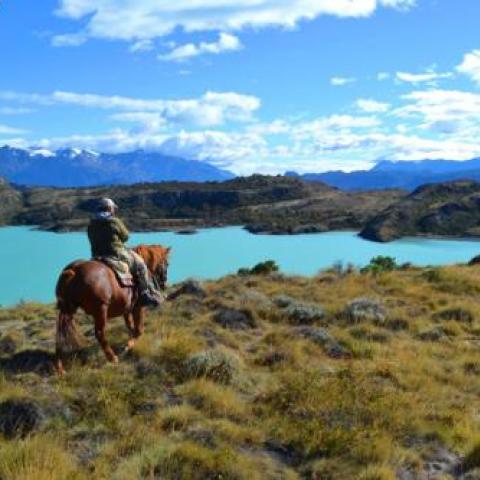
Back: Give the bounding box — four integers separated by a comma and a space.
95, 257, 135, 288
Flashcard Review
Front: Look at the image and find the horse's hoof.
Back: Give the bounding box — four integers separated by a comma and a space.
127, 339, 136, 350
111, 355, 119, 364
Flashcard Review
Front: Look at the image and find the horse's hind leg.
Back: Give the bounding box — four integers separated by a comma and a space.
94, 305, 118, 363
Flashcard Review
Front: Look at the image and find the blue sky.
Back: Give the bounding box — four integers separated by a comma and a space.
1, 0, 480, 174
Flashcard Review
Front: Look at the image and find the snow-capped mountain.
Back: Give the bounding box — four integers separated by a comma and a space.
0, 146, 234, 187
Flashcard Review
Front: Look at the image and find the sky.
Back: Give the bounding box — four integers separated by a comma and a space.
0, 0, 480, 175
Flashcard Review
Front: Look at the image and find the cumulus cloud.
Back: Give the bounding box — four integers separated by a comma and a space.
53, 0, 416, 46
0, 90, 261, 127
330, 76, 356, 86
394, 89, 480, 134
355, 99, 390, 113
158, 33, 242, 62
457, 49, 480, 84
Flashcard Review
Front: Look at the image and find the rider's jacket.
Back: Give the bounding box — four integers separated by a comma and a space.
87, 213, 130, 258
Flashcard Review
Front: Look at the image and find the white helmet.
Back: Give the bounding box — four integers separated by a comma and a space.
97, 197, 118, 212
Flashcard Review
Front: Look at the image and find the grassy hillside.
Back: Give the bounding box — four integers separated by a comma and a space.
0, 263, 480, 479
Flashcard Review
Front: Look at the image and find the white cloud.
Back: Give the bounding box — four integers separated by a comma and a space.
396, 71, 452, 85
159, 33, 242, 62
355, 99, 390, 113
54, 0, 416, 46
51, 32, 87, 47
457, 49, 480, 85
377, 72, 390, 81
0, 107, 33, 115
330, 76, 356, 86
129, 39, 154, 53
0, 124, 26, 135
394, 89, 480, 134
0, 90, 261, 127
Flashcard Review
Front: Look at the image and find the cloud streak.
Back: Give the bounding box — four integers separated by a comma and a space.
0, 90, 261, 127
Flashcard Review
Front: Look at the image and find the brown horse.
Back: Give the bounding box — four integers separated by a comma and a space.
55, 244, 171, 374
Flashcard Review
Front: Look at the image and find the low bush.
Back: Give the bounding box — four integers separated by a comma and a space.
343, 298, 387, 324
285, 302, 325, 325
183, 349, 240, 385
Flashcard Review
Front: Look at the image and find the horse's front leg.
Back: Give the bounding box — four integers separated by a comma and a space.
124, 312, 136, 351
133, 306, 145, 339
94, 305, 118, 363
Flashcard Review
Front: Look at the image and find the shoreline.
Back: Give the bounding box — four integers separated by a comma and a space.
2, 222, 480, 243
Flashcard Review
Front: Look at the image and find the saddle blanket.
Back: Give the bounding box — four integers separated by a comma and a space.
94, 256, 134, 288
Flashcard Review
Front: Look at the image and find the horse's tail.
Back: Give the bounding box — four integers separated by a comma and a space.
55, 268, 85, 356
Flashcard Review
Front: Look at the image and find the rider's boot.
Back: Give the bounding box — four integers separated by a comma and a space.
136, 274, 163, 308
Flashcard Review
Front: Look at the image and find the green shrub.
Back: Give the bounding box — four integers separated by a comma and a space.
238, 260, 279, 276
361, 256, 398, 275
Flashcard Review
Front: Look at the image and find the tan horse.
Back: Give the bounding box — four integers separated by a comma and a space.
55, 244, 170, 374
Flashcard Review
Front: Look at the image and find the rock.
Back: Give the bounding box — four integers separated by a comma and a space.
168, 279, 207, 300
343, 297, 386, 324
0, 399, 45, 438
469, 255, 480, 266
285, 302, 325, 325
175, 229, 198, 235
213, 307, 258, 330
184, 349, 240, 384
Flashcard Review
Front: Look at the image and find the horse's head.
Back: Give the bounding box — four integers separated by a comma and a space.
133, 244, 171, 290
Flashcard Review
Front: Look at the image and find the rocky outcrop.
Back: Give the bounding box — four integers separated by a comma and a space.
0, 174, 403, 235
360, 180, 480, 242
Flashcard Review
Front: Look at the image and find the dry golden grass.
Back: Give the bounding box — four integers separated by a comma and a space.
0, 263, 480, 478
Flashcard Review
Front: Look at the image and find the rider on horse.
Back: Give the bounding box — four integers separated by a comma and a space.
87, 198, 163, 307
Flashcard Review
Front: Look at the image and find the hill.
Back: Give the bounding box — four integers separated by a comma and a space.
0, 146, 234, 186
360, 180, 480, 242
0, 175, 404, 234
287, 157, 480, 191
0, 263, 480, 478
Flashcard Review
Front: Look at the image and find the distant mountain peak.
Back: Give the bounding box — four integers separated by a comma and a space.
0, 146, 235, 187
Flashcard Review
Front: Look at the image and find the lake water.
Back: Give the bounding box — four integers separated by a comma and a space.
1, 226, 480, 306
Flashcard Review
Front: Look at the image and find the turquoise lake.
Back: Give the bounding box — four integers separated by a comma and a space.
1, 226, 480, 306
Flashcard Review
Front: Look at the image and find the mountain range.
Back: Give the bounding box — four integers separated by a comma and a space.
287, 158, 480, 191
0, 146, 234, 187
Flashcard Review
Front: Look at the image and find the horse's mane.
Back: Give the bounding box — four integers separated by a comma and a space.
133, 244, 171, 272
